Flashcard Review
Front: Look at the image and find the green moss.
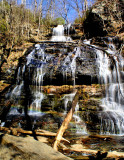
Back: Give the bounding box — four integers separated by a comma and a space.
0, 19, 7, 34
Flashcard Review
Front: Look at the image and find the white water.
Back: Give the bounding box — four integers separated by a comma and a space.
95, 45, 124, 135
62, 47, 81, 85
28, 45, 47, 113
30, 91, 44, 113
11, 81, 24, 98
8, 34, 124, 136
64, 23, 71, 36
74, 103, 88, 134
71, 47, 81, 85
51, 25, 72, 41
63, 92, 76, 113
63, 92, 88, 135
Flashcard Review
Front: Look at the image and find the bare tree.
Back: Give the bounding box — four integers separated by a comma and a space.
68, 0, 88, 21
69, 0, 83, 18
38, 0, 43, 35
56, 0, 70, 24
33, 0, 37, 21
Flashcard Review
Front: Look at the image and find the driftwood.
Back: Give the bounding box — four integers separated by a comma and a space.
0, 127, 69, 143
59, 143, 124, 159
53, 90, 80, 151
63, 147, 124, 159
1, 127, 124, 159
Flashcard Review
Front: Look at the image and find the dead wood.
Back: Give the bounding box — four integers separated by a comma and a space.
0, 126, 69, 143
53, 89, 80, 151
61, 146, 124, 159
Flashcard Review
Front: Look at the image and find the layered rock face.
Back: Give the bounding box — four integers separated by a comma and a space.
16, 42, 99, 86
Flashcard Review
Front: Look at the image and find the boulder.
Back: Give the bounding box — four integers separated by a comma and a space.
0, 134, 72, 160
83, 0, 124, 38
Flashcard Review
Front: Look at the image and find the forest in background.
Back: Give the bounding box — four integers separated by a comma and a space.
0, 0, 123, 47
0, 0, 94, 47
0, 0, 123, 77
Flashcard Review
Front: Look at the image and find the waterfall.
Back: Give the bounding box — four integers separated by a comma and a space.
74, 103, 87, 134
63, 91, 76, 113
27, 44, 47, 113
51, 25, 72, 41
95, 44, 124, 135
64, 23, 71, 36
63, 92, 88, 135
8, 31, 124, 136
62, 47, 81, 85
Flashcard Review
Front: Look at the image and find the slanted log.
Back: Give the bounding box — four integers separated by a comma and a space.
53, 89, 80, 151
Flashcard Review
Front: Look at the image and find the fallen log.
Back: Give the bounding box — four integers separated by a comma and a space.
60, 144, 124, 159
0, 127, 69, 143
53, 89, 80, 151
1, 127, 124, 159
64, 147, 124, 159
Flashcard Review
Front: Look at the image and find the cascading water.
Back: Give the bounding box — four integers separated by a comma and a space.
62, 47, 81, 85
26, 44, 48, 113
95, 42, 124, 135
64, 23, 71, 36
62, 91, 88, 134
6, 24, 124, 137
74, 103, 87, 134
51, 25, 72, 41
63, 91, 76, 113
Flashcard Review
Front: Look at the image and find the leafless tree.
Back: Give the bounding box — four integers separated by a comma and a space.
56, 0, 70, 23
38, 0, 43, 35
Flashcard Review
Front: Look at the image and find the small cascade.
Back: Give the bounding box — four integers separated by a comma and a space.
51, 25, 72, 41
106, 37, 117, 54
29, 91, 44, 114
27, 44, 47, 113
63, 92, 76, 113
63, 91, 88, 135
64, 23, 71, 36
10, 65, 25, 101
95, 43, 124, 135
17, 67, 21, 84
62, 47, 81, 85
71, 47, 81, 85
9, 44, 50, 115
74, 103, 88, 134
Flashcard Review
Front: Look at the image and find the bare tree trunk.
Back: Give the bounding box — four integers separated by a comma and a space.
57, 0, 70, 24
38, 0, 43, 36
84, 0, 88, 11
34, 0, 37, 21
53, 89, 80, 151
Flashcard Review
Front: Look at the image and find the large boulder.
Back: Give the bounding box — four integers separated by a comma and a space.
83, 0, 124, 38
0, 134, 72, 160
83, 12, 107, 38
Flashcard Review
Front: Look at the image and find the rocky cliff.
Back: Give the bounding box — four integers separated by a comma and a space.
83, 0, 124, 39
